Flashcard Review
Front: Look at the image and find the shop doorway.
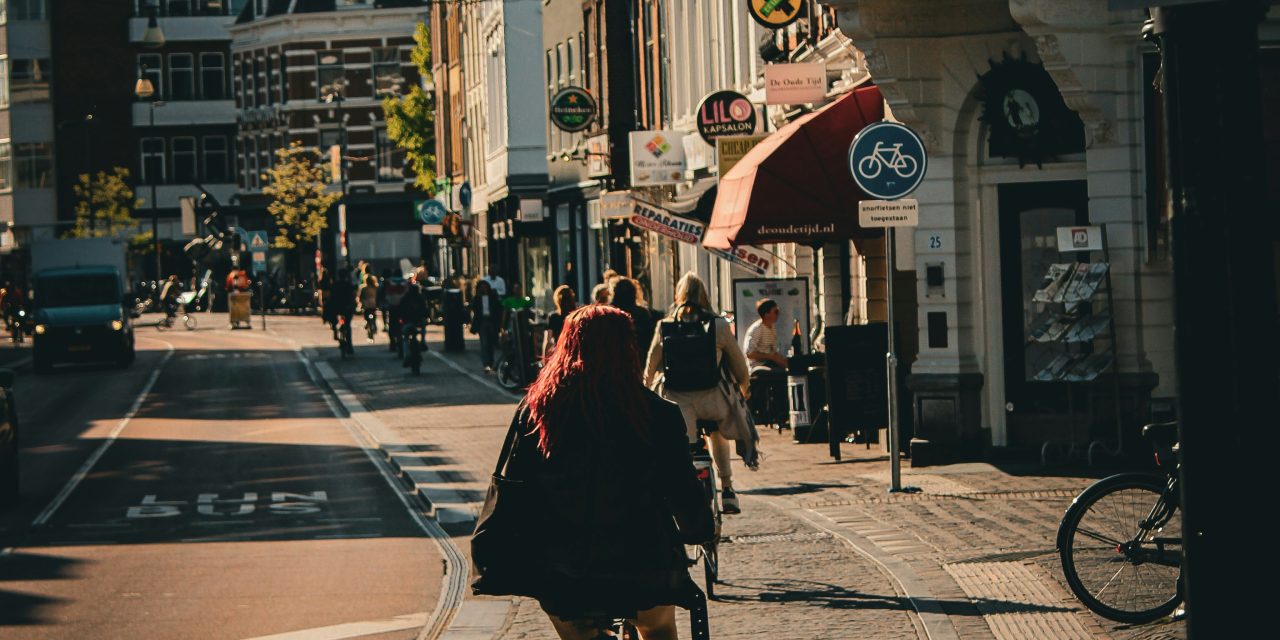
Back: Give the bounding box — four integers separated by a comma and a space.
998, 180, 1088, 446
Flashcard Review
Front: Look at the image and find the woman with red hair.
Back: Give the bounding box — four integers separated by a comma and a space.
478, 305, 713, 639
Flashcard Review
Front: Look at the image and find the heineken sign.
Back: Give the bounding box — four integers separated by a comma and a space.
747, 0, 802, 29
696, 90, 758, 144
549, 87, 597, 132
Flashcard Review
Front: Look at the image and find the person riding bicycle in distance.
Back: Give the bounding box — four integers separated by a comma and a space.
644, 272, 751, 515
329, 270, 358, 338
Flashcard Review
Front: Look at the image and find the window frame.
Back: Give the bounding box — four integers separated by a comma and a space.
168, 52, 195, 101
200, 52, 225, 100
372, 47, 401, 96
14, 141, 51, 189
202, 135, 228, 183
0, 141, 11, 192
316, 50, 345, 100
141, 137, 167, 185
171, 136, 197, 184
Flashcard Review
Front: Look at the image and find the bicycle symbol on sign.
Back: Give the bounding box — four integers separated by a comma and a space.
856, 141, 920, 180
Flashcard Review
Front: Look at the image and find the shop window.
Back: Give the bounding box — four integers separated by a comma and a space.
14, 142, 52, 188
1143, 52, 1170, 263
13, 0, 45, 21
165, 0, 192, 17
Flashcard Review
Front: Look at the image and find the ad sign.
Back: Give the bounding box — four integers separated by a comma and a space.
764, 63, 827, 105
631, 202, 705, 244
732, 277, 811, 355
599, 191, 634, 219
586, 134, 611, 177
696, 90, 758, 144
716, 134, 768, 177
708, 244, 774, 276
747, 0, 803, 29
549, 87, 597, 132
1055, 225, 1103, 252
629, 130, 687, 186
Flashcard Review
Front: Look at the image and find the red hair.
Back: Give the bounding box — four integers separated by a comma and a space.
526, 304, 650, 457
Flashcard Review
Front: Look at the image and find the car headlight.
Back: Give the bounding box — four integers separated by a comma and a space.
110, 320, 125, 331
34, 324, 46, 335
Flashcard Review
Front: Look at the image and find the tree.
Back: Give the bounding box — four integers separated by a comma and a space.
261, 140, 342, 251
66, 167, 148, 241
383, 21, 436, 193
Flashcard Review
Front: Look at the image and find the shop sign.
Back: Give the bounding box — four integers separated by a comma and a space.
683, 134, 711, 172
1056, 225, 1103, 252
708, 244, 773, 276
599, 191, 634, 219
858, 199, 919, 228
750, 222, 836, 240
629, 130, 687, 186
586, 134, 611, 178
549, 86, 597, 133
519, 197, 545, 223
697, 90, 758, 144
746, 0, 803, 29
631, 202, 705, 244
716, 134, 768, 177
764, 63, 826, 104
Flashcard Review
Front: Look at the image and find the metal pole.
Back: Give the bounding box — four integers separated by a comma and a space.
886, 227, 901, 491
151, 102, 160, 281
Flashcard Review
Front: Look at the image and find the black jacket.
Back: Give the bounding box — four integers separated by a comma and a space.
468, 291, 502, 328
502, 390, 713, 618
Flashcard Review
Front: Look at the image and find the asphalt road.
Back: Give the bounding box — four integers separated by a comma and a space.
0, 325, 442, 639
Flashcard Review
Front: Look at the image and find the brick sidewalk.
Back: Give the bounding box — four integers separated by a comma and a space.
262, 316, 1185, 640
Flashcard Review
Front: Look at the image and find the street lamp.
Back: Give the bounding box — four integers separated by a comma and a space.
141, 2, 166, 48
135, 67, 164, 280
320, 78, 350, 267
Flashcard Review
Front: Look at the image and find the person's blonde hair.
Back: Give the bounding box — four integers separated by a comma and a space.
670, 272, 713, 318
553, 284, 577, 314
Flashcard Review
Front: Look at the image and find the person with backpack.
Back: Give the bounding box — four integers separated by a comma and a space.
643, 272, 752, 515
383, 272, 409, 352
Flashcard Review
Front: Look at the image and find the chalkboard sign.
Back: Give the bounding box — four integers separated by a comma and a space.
823, 324, 890, 445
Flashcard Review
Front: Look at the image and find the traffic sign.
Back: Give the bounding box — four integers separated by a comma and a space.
248, 230, 269, 250
414, 199, 447, 225
848, 121, 928, 200
459, 182, 472, 209
858, 199, 919, 228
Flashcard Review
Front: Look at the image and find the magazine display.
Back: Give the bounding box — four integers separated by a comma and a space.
1027, 261, 1113, 382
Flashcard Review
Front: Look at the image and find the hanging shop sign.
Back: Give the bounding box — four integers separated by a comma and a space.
414, 199, 448, 225
747, 0, 803, 29
848, 121, 928, 200
629, 130, 687, 186
549, 86, 597, 133
696, 90, 758, 144
599, 191, 635, 219
631, 202, 705, 244
586, 134, 611, 178
978, 53, 1085, 167
764, 63, 826, 105
519, 197, 545, 223
716, 134, 769, 177
708, 244, 774, 276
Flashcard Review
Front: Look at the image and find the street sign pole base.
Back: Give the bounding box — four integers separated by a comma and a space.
889, 486, 923, 494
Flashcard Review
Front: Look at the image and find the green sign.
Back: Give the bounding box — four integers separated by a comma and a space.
549, 87, 597, 133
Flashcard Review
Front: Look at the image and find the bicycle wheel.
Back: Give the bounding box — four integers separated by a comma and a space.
857, 155, 882, 179
183, 314, 197, 330
495, 355, 521, 389
1059, 473, 1182, 623
701, 472, 722, 599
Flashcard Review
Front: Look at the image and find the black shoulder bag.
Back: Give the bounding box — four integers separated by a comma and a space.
470, 417, 547, 597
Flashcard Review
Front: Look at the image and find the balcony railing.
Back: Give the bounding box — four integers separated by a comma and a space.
133, 0, 233, 19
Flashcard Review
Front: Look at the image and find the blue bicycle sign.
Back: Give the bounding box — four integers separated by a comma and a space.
848, 121, 928, 200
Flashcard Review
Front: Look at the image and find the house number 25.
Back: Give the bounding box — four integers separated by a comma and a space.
928, 234, 943, 250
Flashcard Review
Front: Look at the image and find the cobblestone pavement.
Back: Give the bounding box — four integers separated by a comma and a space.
257, 314, 1185, 640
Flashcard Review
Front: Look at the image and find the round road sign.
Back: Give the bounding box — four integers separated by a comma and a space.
848, 121, 928, 200
415, 199, 448, 225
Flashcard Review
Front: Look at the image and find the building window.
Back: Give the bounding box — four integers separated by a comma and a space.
316, 51, 345, 99
0, 59, 9, 108
256, 56, 267, 106
247, 137, 258, 188
10, 58, 51, 103
14, 142, 52, 188
278, 52, 288, 104
169, 53, 194, 101
200, 52, 225, 100
138, 54, 162, 100
165, 0, 192, 17
372, 47, 401, 96
13, 0, 45, 21
141, 138, 166, 184
263, 55, 274, 105
172, 137, 196, 184
241, 58, 254, 107
203, 136, 228, 183
375, 128, 404, 182
0, 142, 11, 191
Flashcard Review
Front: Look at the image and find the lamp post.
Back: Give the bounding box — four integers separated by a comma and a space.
134, 68, 164, 280
320, 78, 350, 268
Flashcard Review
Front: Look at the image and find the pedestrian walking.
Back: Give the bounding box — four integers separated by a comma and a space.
359, 274, 379, 341
543, 285, 578, 356
470, 305, 714, 640
482, 266, 507, 297
591, 282, 610, 305
470, 280, 503, 373
609, 277, 657, 356
643, 272, 755, 515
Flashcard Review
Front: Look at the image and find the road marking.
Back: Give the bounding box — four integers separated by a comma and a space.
313, 533, 382, 540
240, 612, 428, 640
31, 345, 175, 527
0, 546, 13, 558
294, 350, 468, 640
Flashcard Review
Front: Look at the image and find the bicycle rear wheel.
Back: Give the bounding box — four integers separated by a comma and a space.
183, 314, 197, 330
495, 354, 521, 389
1059, 472, 1182, 623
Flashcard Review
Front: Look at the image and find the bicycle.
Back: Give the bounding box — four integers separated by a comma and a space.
586, 589, 711, 639
855, 141, 919, 180
401, 321, 425, 375
1057, 421, 1183, 623
157, 297, 197, 331
689, 419, 724, 600
336, 314, 354, 358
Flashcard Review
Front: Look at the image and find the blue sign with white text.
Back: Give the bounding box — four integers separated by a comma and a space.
848, 121, 928, 200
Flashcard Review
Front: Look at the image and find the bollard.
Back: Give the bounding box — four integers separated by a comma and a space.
442, 288, 466, 352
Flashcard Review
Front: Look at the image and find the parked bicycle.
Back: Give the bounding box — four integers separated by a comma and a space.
1057, 421, 1183, 623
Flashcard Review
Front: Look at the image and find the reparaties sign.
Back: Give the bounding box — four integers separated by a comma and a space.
631, 202, 705, 244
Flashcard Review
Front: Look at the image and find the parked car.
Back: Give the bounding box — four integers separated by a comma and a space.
0, 368, 18, 506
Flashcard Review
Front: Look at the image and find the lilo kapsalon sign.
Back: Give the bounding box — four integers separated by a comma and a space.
549, 87, 597, 132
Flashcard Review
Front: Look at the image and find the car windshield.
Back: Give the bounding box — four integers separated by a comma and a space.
34, 275, 121, 308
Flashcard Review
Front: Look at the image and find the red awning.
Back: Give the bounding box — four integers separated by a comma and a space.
703, 85, 885, 249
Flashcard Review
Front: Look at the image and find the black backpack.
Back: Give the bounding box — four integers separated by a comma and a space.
660, 308, 719, 391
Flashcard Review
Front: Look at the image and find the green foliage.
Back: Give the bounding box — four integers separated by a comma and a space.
262, 141, 342, 250
66, 167, 146, 240
382, 21, 436, 193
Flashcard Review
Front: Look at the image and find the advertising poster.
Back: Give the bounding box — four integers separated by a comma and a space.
732, 277, 811, 355
716, 134, 768, 177
629, 130, 687, 186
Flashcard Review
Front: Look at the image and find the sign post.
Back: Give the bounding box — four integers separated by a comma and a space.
850, 121, 928, 494
248, 230, 269, 331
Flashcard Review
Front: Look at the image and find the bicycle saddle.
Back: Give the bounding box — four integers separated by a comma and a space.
1141, 421, 1179, 447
